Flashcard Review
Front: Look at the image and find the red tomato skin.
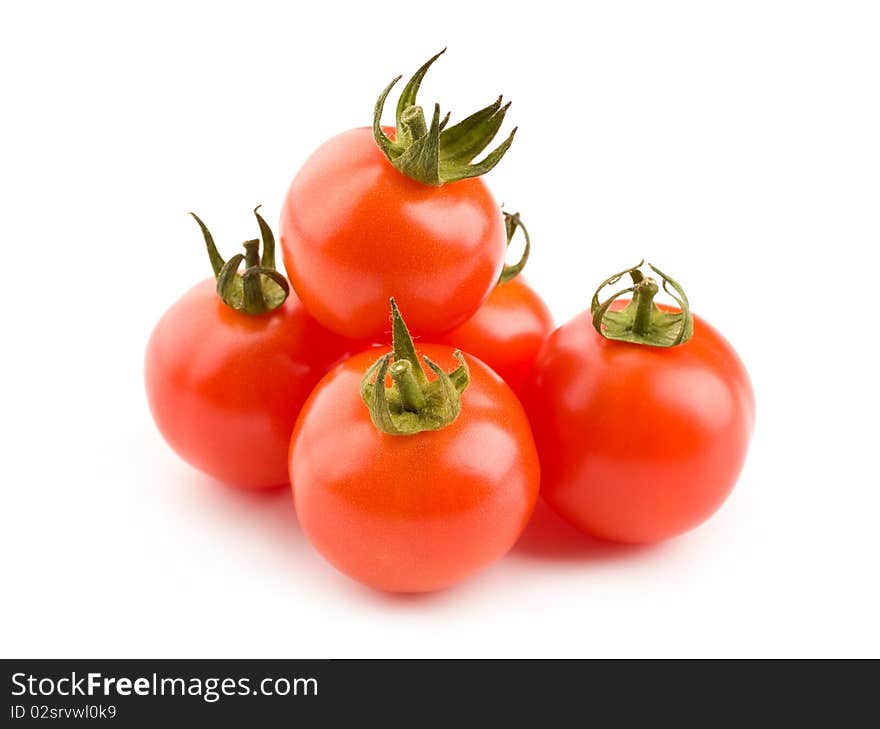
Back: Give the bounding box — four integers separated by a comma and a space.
145, 279, 357, 489
290, 345, 540, 593
435, 276, 554, 396
280, 127, 506, 341
524, 306, 755, 543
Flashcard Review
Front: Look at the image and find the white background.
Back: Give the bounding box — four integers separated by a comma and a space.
2, 1, 878, 658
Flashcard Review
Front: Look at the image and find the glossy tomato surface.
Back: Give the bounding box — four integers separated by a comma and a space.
280, 128, 506, 340
145, 279, 356, 489
290, 344, 540, 592
436, 276, 553, 396
524, 305, 755, 543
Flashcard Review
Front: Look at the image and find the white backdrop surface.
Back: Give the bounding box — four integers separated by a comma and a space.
1, 1, 878, 658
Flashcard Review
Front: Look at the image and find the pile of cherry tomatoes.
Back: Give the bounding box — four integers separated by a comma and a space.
145, 51, 755, 593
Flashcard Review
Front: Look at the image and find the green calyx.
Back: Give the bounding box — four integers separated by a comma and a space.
498, 210, 532, 285
591, 261, 694, 347
361, 298, 470, 435
189, 206, 289, 315
373, 49, 517, 186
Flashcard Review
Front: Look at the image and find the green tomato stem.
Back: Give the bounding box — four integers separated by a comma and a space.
189, 207, 289, 316
241, 240, 266, 315
372, 50, 516, 185
498, 211, 532, 285
361, 299, 470, 435
389, 359, 427, 412
591, 262, 694, 348
631, 278, 660, 337
399, 105, 428, 144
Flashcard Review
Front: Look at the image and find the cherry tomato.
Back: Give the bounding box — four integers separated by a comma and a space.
280, 127, 505, 340
280, 51, 516, 341
146, 281, 355, 489
435, 211, 553, 395
437, 276, 552, 397
290, 303, 539, 592
145, 211, 356, 489
524, 264, 755, 543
